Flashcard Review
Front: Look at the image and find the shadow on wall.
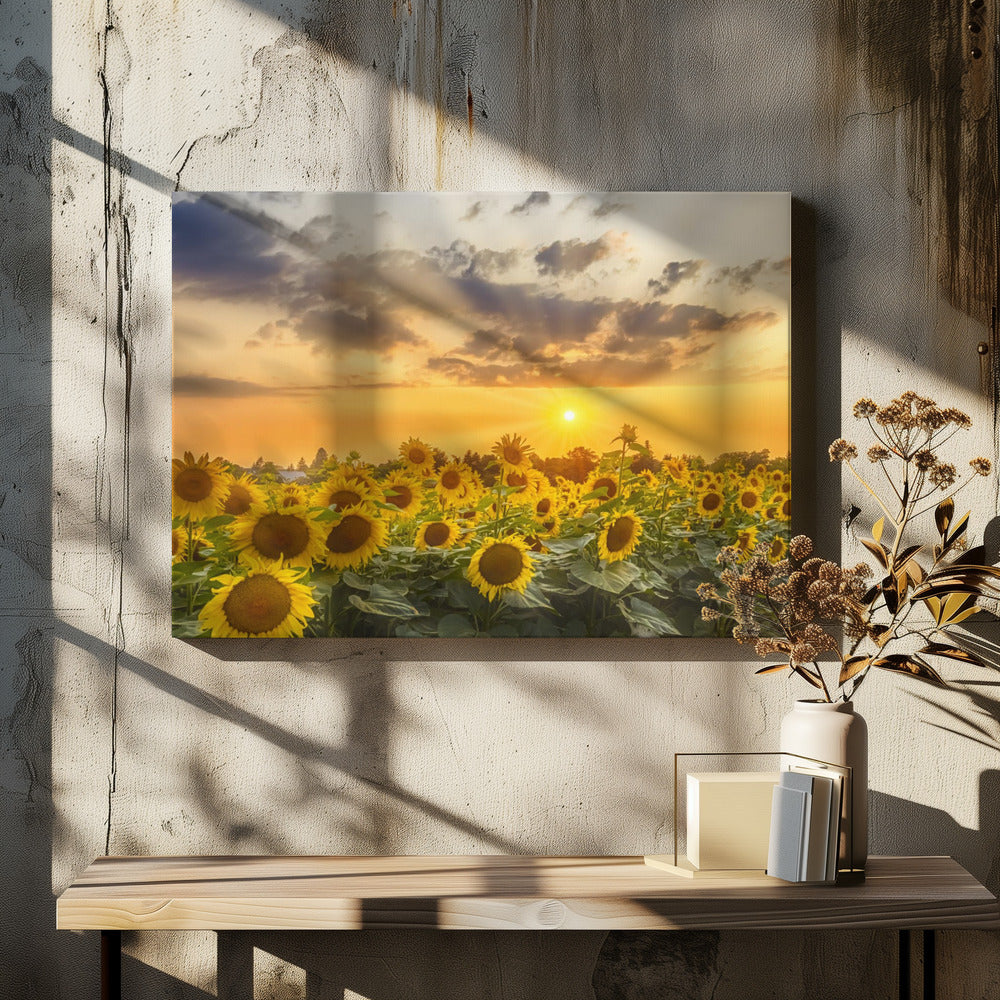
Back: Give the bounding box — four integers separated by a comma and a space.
210, 929, 606, 1000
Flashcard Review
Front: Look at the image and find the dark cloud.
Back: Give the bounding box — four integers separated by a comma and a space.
647, 259, 705, 296
711, 257, 789, 292
450, 274, 614, 350
535, 236, 612, 276
426, 295, 778, 388
172, 375, 279, 397
424, 353, 674, 388
172, 197, 292, 299
295, 305, 424, 356
427, 240, 522, 279
174, 374, 413, 396
510, 191, 551, 215
460, 200, 484, 221
297, 213, 353, 249
591, 197, 628, 218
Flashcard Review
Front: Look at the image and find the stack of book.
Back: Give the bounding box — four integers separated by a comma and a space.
766, 766, 843, 884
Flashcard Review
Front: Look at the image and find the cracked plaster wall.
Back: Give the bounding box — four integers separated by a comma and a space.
2, 0, 1000, 997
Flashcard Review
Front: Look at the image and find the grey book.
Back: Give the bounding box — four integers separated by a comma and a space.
766, 783, 809, 881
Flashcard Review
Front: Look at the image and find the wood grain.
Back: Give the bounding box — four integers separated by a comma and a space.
55, 856, 1000, 932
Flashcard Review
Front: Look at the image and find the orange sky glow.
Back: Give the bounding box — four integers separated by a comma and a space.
173, 191, 791, 469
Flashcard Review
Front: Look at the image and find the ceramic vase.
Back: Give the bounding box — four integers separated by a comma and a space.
780, 699, 868, 870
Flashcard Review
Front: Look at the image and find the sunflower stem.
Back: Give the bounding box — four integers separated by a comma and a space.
186, 516, 194, 617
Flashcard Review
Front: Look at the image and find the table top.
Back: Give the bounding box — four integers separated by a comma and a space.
55, 855, 1000, 931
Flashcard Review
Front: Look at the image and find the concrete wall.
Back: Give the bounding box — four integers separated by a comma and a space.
2, 0, 999, 996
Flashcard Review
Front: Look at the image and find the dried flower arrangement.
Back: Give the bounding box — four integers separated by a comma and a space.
699, 393, 998, 702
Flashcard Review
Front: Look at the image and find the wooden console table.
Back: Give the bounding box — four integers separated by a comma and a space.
57, 855, 999, 1000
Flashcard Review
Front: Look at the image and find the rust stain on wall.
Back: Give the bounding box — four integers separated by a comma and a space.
835, 0, 998, 329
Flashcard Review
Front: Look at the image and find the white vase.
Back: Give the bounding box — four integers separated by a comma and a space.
780, 699, 868, 871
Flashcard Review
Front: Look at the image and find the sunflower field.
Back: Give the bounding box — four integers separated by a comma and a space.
171, 428, 790, 639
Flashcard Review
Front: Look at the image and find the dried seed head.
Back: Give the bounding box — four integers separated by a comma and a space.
829, 438, 859, 462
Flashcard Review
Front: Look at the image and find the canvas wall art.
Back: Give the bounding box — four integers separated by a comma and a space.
171, 191, 791, 639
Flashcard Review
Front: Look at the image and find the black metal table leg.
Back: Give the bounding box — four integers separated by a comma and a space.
101, 930, 121, 1000
899, 929, 936, 1000
923, 930, 935, 1000
899, 929, 911, 1000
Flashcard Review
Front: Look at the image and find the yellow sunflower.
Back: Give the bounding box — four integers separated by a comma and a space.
736, 487, 762, 514
770, 469, 785, 483
399, 437, 436, 476
171, 452, 228, 520
380, 473, 424, 519
532, 491, 560, 523
467, 535, 534, 601
199, 560, 316, 638
172, 524, 209, 563
768, 535, 788, 563
274, 482, 310, 509
735, 527, 758, 554
536, 514, 561, 538
334, 463, 383, 497
500, 468, 542, 504
322, 509, 387, 569
770, 492, 791, 520
492, 433, 534, 473
222, 473, 267, 516
597, 511, 643, 563
315, 473, 379, 512
663, 459, 687, 481
434, 462, 472, 506
415, 518, 462, 550
746, 474, 764, 490
586, 473, 619, 501
696, 489, 725, 517
229, 504, 326, 568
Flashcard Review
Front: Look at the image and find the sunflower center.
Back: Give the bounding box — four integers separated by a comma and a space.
175, 467, 212, 502
441, 469, 461, 490
536, 497, 552, 515
781, 498, 791, 516
329, 489, 362, 511
408, 447, 428, 464
702, 492, 722, 512
606, 516, 636, 553
171, 532, 180, 556
423, 522, 451, 547
741, 491, 757, 509
224, 483, 252, 515
593, 476, 617, 498
326, 514, 372, 554
506, 471, 528, 488
502, 445, 523, 464
478, 543, 524, 586
222, 574, 292, 634
251, 513, 310, 559
386, 484, 413, 509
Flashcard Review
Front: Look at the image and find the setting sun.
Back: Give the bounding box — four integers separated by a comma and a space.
563, 410, 576, 422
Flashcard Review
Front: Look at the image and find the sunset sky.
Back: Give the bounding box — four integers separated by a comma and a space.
172, 191, 790, 468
